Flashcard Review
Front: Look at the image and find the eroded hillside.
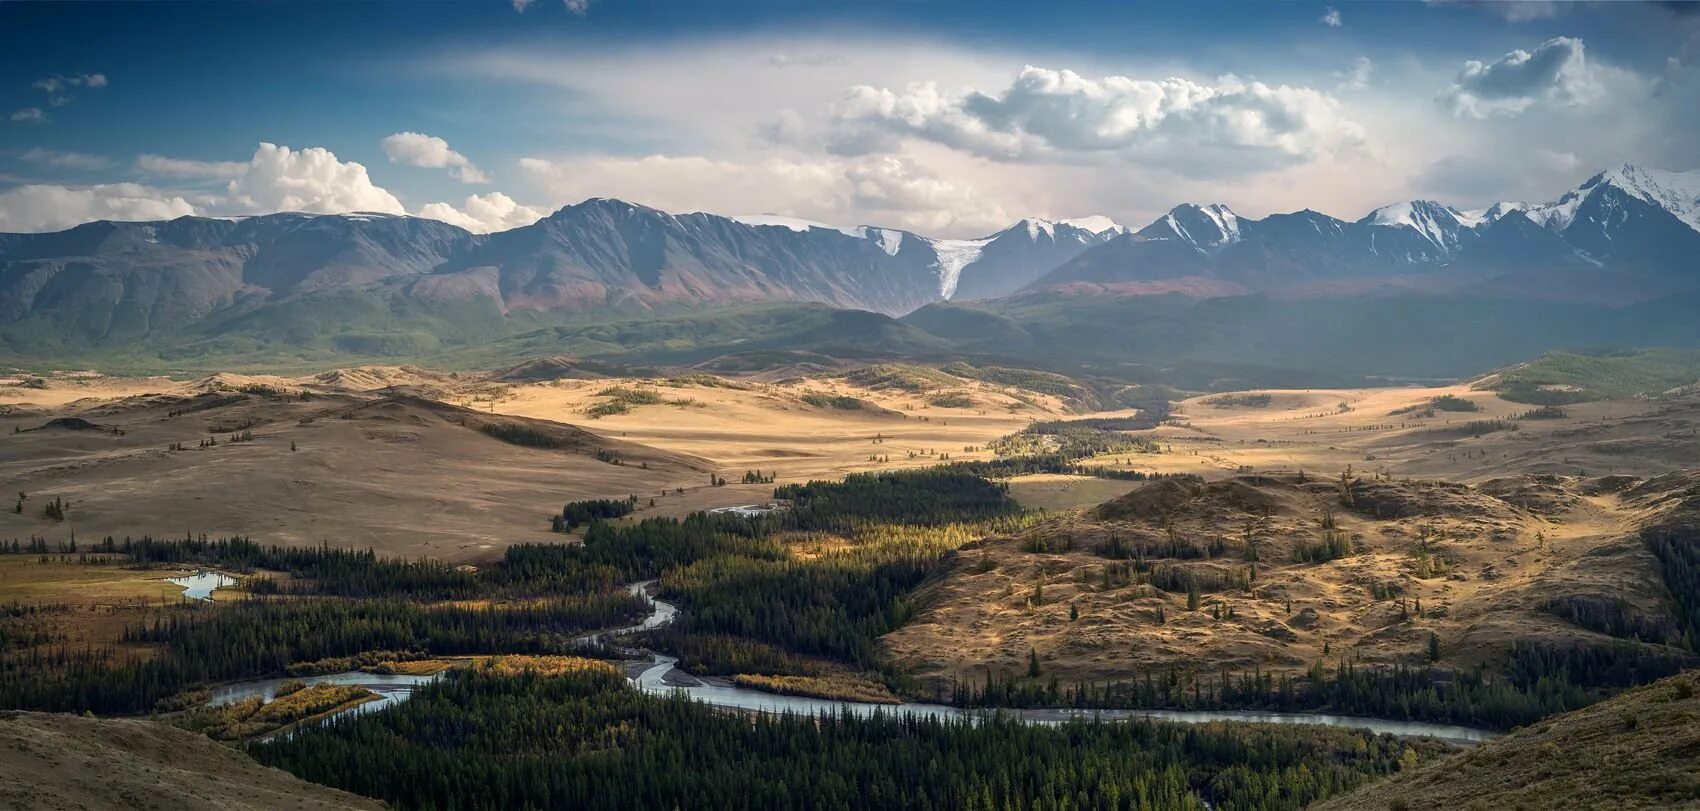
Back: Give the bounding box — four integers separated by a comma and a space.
884, 471, 1698, 696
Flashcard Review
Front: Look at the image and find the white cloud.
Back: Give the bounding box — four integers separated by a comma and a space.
823, 66, 1365, 174
19, 148, 110, 170
135, 154, 248, 179
564, 0, 592, 14
380, 132, 488, 183
1321, 7, 1343, 27
1429, 1, 1565, 23
512, 0, 536, 10
32, 73, 106, 93
1336, 57, 1373, 91
10, 108, 47, 124
766, 52, 846, 69
418, 192, 547, 233
225, 143, 405, 215
0, 183, 194, 232
1442, 36, 1600, 118
518, 152, 1009, 234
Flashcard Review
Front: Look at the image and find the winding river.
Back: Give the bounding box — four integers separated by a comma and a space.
621, 583, 1498, 746
221, 580, 1496, 746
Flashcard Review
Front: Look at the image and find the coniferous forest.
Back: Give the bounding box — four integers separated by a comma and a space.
251, 665, 1443, 811
3, 459, 1698, 810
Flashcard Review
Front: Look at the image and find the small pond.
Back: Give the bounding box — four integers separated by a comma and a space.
166, 571, 238, 601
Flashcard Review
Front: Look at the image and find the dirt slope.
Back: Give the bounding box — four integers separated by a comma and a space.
883, 472, 1693, 689
1316, 669, 1700, 811
0, 711, 386, 810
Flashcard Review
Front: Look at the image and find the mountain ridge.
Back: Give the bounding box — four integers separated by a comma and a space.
3, 163, 1697, 373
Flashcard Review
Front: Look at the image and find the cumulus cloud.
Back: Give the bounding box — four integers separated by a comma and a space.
135, 154, 248, 179
225, 143, 405, 215
822, 66, 1364, 174
138, 144, 403, 214
380, 132, 488, 183
1321, 7, 1343, 27
418, 192, 547, 233
0, 183, 194, 233
19, 148, 110, 170
1442, 36, 1600, 117
10, 108, 47, 124
518, 153, 1009, 234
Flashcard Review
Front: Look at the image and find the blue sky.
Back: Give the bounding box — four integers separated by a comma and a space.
2, 0, 1697, 235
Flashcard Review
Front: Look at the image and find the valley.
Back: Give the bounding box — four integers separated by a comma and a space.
6, 3, 1699, 807
0, 348, 1696, 809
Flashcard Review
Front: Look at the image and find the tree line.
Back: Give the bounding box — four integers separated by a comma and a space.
0, 593, 642, 715
251, 665, 1439, 811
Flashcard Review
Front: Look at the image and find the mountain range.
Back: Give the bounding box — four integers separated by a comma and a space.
1025, 164, 1700, 301
1, 163, 1696, 377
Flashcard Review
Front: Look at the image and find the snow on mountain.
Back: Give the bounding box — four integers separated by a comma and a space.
1523, 165, 1700, 235
730, 214, 855, 234
731, 214, 906, 256
1136, 204, 1242, 251
1056, 216, 1126, 236
1455, 202, 1526, 227
1583, 164, 1700, 232
926, 237, 990, 298
1359, 200, 1474, 254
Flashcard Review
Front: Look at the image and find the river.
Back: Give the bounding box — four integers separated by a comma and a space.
222, 580, 1496, 745
622, 584, 1497, 746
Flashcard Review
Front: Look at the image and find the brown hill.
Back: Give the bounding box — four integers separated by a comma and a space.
0, 385, 710, 562
883, 472, 1693, 690
0, 711, 385, 810
1316, 669, 1700, 811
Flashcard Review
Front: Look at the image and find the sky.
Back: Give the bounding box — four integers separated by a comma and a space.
1, 0, 1697, 237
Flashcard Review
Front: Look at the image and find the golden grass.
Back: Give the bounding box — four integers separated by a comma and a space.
883, 472, 1672, 693
468, 655, 620, 678
732, 673, 900, 704
1318, 670, 1700, 811
0, 557, 197, 607
177, 683, 376, 741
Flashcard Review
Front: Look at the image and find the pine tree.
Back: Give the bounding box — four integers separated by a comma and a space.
1027, 648, 1041, 678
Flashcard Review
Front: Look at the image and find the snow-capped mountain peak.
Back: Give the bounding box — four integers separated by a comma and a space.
1055, 216, 1126, 236
1006, 217, 1124, 242
1523, 164, 1700, 235
1359, 200, 1472, 253
1587, 163, 1700, 232
1456, 201, 1527, 227
1137, 203, 1241, 251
